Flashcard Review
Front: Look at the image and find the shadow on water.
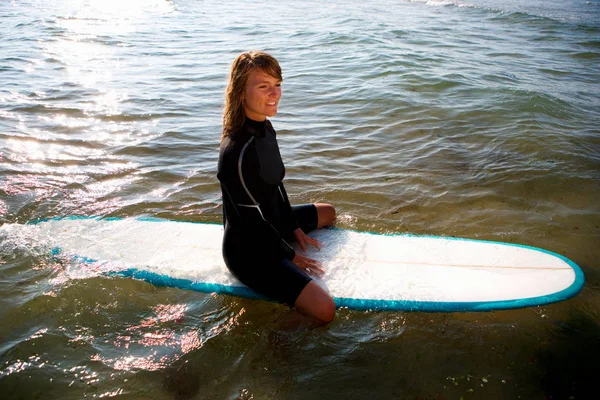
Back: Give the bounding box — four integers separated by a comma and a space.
538, 309, 600, 399
537, 268, 600, 400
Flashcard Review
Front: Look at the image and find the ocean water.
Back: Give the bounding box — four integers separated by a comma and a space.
1, 0, 599, 398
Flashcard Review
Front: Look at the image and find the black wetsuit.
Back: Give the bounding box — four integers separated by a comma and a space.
217, 118, 318, 305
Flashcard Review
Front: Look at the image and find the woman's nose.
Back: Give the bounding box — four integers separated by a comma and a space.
269, 87, 280, 97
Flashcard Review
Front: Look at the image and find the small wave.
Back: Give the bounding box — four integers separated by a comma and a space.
3, 56, 33, 63
569, 51, 600, 60
0, 222, 126, 281
410, 0, 598, 28
55, 16, 102, 22
509, 91, 576, 119
538, 68, 572, 77
0, 223, 54, 259
414, 79, 464, 92
409, 0, 476, 9
96, 113, 168, 122
486, 52, 527, 59
0, 65, 20, 73
12, 104, 86, 117
490, 10, 562, 27
576, 40, 600, 49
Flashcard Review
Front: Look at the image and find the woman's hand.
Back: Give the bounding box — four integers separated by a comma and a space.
292, 253, 325, 278
293, 228, 322, 252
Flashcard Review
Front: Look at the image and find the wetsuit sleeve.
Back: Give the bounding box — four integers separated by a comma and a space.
278, 183, 299, 234
218, 140, 296, 261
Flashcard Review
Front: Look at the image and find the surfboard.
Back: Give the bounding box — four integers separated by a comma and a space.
2, 217, 584, 312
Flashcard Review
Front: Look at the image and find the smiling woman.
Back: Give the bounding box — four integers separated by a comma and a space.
217, 52, 337, 323
242, 70, 282, 122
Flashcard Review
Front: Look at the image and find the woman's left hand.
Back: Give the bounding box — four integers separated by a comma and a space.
293, 228, 322, 252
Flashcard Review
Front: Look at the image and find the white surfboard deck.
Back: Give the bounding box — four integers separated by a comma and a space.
3, 217, 584, 312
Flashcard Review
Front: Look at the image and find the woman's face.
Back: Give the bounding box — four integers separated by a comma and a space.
243, 69, 281, 121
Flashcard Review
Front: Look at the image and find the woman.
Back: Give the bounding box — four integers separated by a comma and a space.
217, 51, 336, 323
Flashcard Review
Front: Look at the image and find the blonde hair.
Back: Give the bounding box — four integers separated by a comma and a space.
222, 51, 282, 139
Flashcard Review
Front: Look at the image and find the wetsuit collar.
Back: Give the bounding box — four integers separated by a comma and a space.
244, 117, 268, 138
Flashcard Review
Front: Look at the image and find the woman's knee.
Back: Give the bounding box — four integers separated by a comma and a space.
315, 203, 336, 228
314, 295, 336, 323
295, 281, 336, 323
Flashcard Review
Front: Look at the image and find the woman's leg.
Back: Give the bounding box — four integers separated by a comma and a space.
286, 203, 336, 323
294, 281, 336, 323
314, 203, 336, 228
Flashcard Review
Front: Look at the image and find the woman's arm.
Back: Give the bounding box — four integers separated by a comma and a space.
278, 183, 322, 252
277, 183, 299, 233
